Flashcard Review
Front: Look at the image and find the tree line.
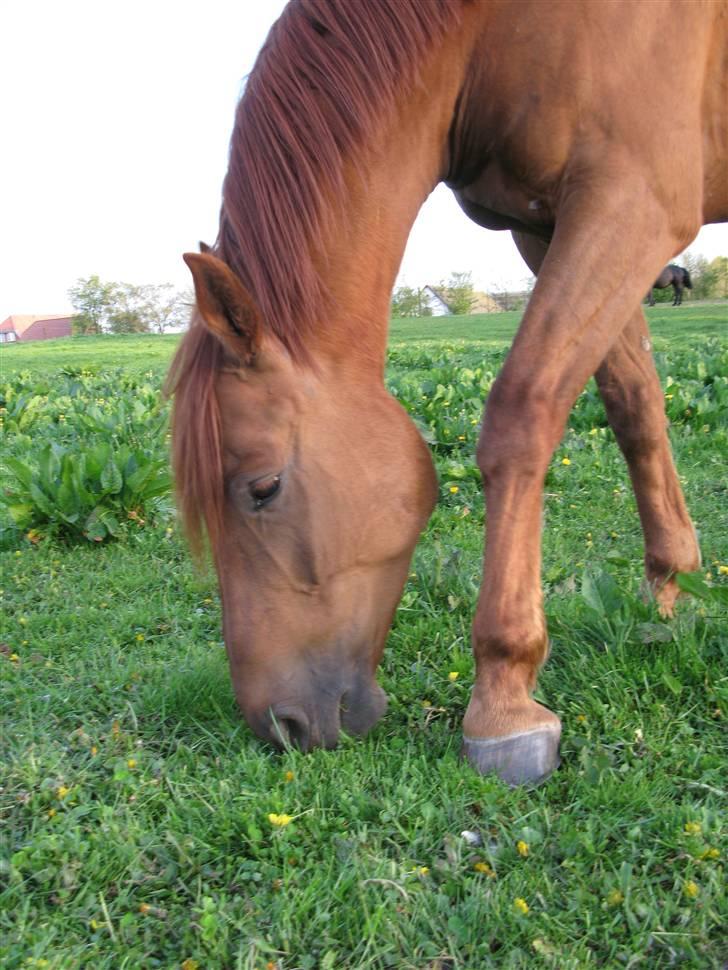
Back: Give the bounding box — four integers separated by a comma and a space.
393, 254, 727, 317
68, 276, 191, 335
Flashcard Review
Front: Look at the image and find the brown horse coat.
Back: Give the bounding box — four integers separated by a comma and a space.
170, 0, 727, 784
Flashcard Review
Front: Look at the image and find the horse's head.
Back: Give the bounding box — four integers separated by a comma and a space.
172, 252, 437, 750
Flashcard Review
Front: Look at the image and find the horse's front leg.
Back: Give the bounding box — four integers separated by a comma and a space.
595, 312, 700, 614
462, 181, 694, 785
513, 234, 699, 615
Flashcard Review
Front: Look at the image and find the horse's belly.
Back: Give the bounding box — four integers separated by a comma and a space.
452, 161, 555, 239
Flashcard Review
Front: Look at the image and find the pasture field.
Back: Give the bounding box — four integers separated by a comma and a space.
1, 307, 727, 969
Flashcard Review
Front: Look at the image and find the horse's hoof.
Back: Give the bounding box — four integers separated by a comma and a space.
462, 723, 561, 787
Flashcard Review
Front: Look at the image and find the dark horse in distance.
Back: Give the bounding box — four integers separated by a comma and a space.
647, 264, 694, 306
168, 1, 727, 786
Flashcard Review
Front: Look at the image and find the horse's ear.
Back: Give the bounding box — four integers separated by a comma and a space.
199, 241, 212, 254
183, 252, 261, 364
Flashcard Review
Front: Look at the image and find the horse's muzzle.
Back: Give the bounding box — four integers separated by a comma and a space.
255, 676, 388, 752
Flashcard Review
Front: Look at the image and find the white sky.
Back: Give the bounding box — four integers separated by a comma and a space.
2, 0, 726, 316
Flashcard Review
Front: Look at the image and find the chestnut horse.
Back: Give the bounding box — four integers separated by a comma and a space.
647, 264, 694, 306
168, 0, 727, 785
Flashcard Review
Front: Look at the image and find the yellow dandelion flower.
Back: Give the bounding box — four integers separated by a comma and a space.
700, 847, 720, 860
448, 671, 459, 681
268, 813, 293, 827
561, 457, 571, 466
284, 770, 294, 782
47, 808, 56, 819
514, 897, 529, 915
9, 653, 19, 663
719, 565, 728, 575
139, 902, 151, 914
181, 960, 199, 970
449, 485, 459, 494
683, 880, 699, 899
127, 758, 136, 769
607, 889, 624, 906
91, 746, 98, 756
56, 785, 70, 800
473, 861, 495, 876
684, 821, 702, 836
417, 866, 429, 876
135, 633, 145, 642
588, 428, 598, 436
575, 714, 587, 723
516, 840, 529, 857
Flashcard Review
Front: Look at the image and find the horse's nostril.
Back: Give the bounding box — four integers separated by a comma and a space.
270, 706, 310, 751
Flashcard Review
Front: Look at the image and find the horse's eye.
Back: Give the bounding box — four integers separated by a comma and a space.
249, 474, 281, 508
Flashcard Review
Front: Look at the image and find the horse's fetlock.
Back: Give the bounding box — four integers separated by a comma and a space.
473, 621, 548, 671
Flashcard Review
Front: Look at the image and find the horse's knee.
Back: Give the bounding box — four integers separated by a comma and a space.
478, 378, 566, 485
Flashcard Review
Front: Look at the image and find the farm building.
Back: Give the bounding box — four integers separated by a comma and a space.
471, 291, 504, 313
421, 285, 452, 316
421, 287, 505, 315
0, 314, 73, 343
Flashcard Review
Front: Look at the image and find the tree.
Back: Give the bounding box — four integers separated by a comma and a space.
107, 284, 151, 334
69, 277, 191, 334
68, 276, 117, 334
146, 284, 192, 334
391, 285, 432, 318
708, 255, 728, 299
681, 251, 717, 301
439, 271, 476, 315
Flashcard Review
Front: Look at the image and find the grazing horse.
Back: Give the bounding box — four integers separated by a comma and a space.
647, 264, 694, 306
168, 0, 727, 785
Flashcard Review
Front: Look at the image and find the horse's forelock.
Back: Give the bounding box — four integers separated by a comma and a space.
166, 323, 225, 560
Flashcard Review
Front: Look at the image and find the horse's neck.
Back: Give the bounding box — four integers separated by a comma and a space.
311, 32, 475, 371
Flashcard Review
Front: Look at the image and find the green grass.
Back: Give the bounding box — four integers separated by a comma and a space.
1, 307, 727, 968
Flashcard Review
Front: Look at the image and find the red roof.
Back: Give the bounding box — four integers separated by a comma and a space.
0, 315, 72, 341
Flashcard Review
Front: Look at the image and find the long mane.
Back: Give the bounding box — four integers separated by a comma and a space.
168, 0, 466, 552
